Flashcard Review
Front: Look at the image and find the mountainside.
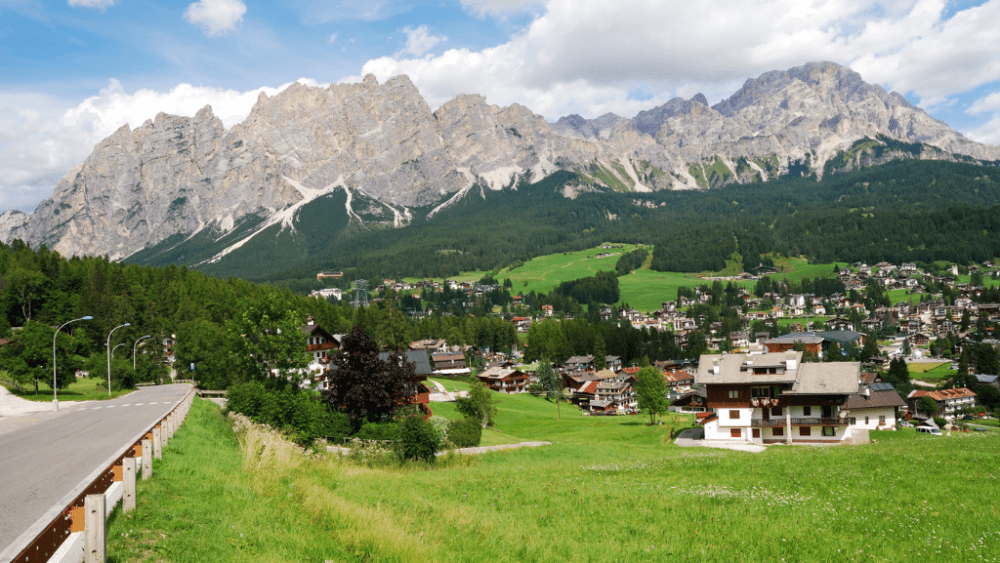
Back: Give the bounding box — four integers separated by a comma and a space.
3, 61, 999, 264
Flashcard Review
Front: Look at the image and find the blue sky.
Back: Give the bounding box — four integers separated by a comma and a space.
2, 0, 1000, 212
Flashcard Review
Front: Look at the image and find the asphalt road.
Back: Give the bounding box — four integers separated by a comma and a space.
0, 384, 191, 555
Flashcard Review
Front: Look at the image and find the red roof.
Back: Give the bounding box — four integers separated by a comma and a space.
622, 367, 640, 374
579, 381, 599, 394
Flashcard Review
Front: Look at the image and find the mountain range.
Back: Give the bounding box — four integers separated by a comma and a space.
2, 61, 998, 267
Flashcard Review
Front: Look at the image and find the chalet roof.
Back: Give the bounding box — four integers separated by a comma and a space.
478, 366, 524, 380
590, 399, 613, 408
844, 388, 906, 410
378, 350, 433, 376
578, 381, 599, 394
431, 352, 465, 362
696, 352, 801, 385
789, 362, 861, 395
664, 370, 693, 383
868, 382, 896, 392
910, 388, 977, 401
697, 352, 859, 395
974, 374, 999, 385
565, 355, 594, 364
593, 369, 619, 380
597, 381, 628, 391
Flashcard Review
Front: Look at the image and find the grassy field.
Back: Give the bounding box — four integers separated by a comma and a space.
909, 362, 957, 382
1, 375, 132, 402
497, 243, 647, 296
776, 316, 830, 328
107, 390, 1000, 563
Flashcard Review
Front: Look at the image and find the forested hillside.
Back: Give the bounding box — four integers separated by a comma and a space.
129, 159, 1000, 290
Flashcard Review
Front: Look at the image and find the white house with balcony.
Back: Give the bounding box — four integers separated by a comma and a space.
696, 352, 861, 444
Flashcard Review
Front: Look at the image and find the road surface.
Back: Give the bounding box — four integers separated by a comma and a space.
0, 384, 191, 556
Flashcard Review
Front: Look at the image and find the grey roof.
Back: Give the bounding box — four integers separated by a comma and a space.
974, 374, 999, 384
378, 350, 432, 376
868, 382, 896, 392
697, 352, 859, 395
771, 332, 824, 344
789, 362, 861, 395
590, 399, 613, 408
696, 352, 802, 385
817, 330, 864, 344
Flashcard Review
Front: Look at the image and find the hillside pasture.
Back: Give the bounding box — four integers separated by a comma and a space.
109, 392, 1000, 563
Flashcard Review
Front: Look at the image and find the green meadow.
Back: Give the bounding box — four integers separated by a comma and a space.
908, 362, 957, 382
108, 391, 1000, 563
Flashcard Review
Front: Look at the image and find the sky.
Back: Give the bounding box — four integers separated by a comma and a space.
2, 0, 1000, 213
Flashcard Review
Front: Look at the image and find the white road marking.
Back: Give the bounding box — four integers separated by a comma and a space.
135, 403, 143, 406
106, 406, 114, 408
149, 402, 158, 405
92, 407, 101, 409
122, 404, 130, 407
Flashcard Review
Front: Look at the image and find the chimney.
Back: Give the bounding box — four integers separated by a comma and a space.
712, 359, 720, 375
785, 352, 797, 371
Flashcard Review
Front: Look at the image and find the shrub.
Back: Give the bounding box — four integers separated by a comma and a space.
395, 415, 440, 463
226, 381, 348, 446
355, 421, 399, 441
447, 416, 483, 448
428, 415, 451, 442
933, 416, 948, 428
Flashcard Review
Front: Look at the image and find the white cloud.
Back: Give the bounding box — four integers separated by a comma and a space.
401, 25, 446, 57
327, 33, 338, 44
183, 0, 247, 37
461, 0, 541, 18
968, 92, 1000, 114
0, 78, 325, 212
346, 0, 1000, 125
966, 112, 1000, 144
68, 0, 115, 8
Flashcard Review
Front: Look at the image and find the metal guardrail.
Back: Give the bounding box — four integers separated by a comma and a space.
3, 386, 195, 563
0, 376, 26, 393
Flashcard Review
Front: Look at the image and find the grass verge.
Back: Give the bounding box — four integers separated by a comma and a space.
2, 376, 132, 402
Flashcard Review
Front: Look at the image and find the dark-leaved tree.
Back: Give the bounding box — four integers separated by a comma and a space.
321, 325, 417, 431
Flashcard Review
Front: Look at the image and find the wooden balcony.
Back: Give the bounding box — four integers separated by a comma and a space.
751, 417, 845, 428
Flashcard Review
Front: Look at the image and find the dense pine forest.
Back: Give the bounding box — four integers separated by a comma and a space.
130, 159, 1000, 291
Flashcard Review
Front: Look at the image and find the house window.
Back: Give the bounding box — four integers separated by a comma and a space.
864, 416, 869, 425
752, 429, 761, 438
849, 417, 857, 425
822, 405, 833, 418
772, 407, 783, 416
773, 427, 784, 437
879, 415, 886, 423
822, 427, 835, 436
800, 426, 811, 437
751, 387, 771, 398
730, 428, 741, 438
802, 406, 812, 416
728, 390, 740, 399
729, 410, 740, 420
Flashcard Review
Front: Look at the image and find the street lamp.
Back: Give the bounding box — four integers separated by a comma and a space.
111, 342, 125, 358
133, 335, 152, 370
52, 316, 92, 412
107, 323, 131, 396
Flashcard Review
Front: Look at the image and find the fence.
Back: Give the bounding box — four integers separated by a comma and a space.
1, 387, 195, 563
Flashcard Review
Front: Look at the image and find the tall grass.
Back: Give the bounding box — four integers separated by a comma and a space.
108, 397, 1000, 562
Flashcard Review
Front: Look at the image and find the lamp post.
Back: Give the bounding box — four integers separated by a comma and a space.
107, 323, 131, 396
111, 342, 124, 358
52, 316, 92, 412
133, 335, 152, 370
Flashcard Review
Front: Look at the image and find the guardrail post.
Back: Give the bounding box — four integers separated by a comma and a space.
153, 426, 162, 459
142, 438, 153, 479
123, 457, 136, 514
84, 494, 105, 563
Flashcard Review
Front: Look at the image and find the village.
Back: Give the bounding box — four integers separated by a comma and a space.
300, 259, 1000, 446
